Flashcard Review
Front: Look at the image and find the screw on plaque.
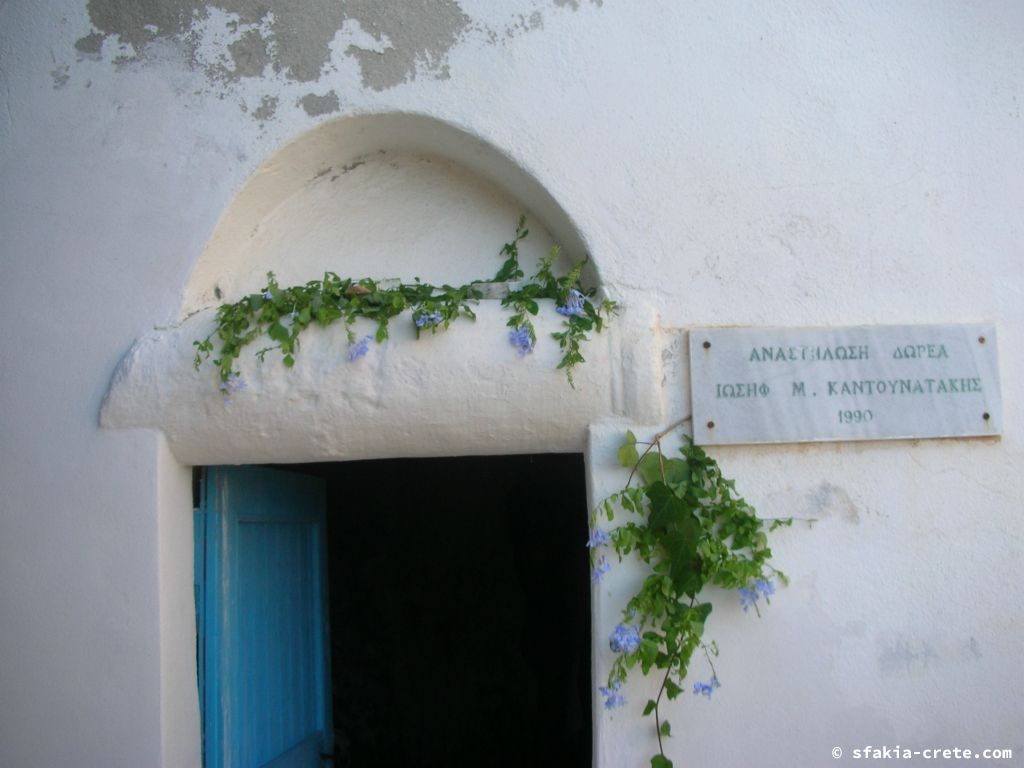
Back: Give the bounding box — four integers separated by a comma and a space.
707, 420, 715, 429
703, 340, 711, 350
983, 412, 991, 421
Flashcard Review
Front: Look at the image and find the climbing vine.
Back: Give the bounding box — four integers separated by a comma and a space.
590, 420, 791, 767
193, 217, 616, 397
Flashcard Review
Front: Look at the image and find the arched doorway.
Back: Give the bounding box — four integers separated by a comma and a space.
101, 112, 662, 767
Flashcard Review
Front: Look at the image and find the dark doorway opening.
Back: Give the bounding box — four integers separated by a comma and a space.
319, 453, 592, 768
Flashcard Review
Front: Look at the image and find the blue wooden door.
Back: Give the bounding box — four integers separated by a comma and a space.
196, 466, 331, 768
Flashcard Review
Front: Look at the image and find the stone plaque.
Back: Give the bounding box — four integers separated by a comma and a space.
689, 324, 1001, 446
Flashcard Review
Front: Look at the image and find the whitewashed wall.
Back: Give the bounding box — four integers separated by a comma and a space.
1, 2, 1022, 767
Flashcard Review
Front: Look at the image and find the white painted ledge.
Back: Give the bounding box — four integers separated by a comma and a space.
101, 302, 664, 465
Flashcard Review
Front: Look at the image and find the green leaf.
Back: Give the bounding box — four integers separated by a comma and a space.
268, 322, 288, 343
643, 699, 657, 716
664, 678, 683, 700
645, 482, 686, 533
637, 453, 662, 485
651, 756, 673, 768
618, 441, 640, 468
282, 354, 294, 368
659, 720, 672, 738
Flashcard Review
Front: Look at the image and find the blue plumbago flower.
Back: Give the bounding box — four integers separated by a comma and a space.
508, 325, 534, 357
739, 578, 776, 612
556, 288, 587, 317
756, 578, 776, 598
413, 308, 443, 328
692, 675, 721, 699
218, 372, 247, 405
599, 677, 625, 710
609, 622, 641, 654
738, 586, 757, 612
591, 555, 611, 584
347, 335, 373, 362
587, 528, 609, 548
262, 290, 273, 300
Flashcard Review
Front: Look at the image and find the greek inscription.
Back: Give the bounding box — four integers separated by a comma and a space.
716, 382, 771, 399
750, 345, 870, 363
792, 382, 806, 397
892, 343, 949, 360
826, 377, 981, 396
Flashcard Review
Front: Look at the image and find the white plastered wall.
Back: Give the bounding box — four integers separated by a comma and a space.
2, 2, 1022, 767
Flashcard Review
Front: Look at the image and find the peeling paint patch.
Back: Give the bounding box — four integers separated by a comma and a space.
51, 63, 70, 89
72, 0, 479, 115
225, 28, 269, 80
298, 90, 340, 117
251, 94, 278, 121
60, 2, 583, 121
344, 0, 470, 91
74, 32, 105, 57
76, 0, 343, 86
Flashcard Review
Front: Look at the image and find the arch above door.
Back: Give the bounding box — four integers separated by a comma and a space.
101, 112, 663, 465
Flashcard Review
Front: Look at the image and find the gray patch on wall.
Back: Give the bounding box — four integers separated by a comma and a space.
75, 0, 474, 97
809, 482, 860, 524
877, 636, 938, 676
343, 0, 469, 91
298, 90, 340, 117
79, 0, 342, 83
252, 94, 278, 121
51, 64, 71, 89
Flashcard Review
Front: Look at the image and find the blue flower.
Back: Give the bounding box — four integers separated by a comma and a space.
508, 326, 533, 357
739, 578, 776, 612
218, 372, 246, 404
609, 623, 641, 654
262, 290, 273, 300
692, 675, 721, 699
414, 308, 443, 328
556, 288, 587, 317
347, 335, 373, 362
587, 528, 609, 548
738, 586, 757, 612
591, 555, 611, 584
599, 677, 625, 709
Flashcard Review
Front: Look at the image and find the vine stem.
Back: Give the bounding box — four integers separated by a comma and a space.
653, 657, 675, 759
625, 415, 692, 488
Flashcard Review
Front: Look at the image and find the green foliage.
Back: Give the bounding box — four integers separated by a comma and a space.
193, 217, 616, 390
500, 217, 617, 388
593, 421, 788, 766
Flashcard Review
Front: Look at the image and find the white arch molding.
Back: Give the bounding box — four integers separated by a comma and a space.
102, 111, 663, 464
100, 112, 665, 767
